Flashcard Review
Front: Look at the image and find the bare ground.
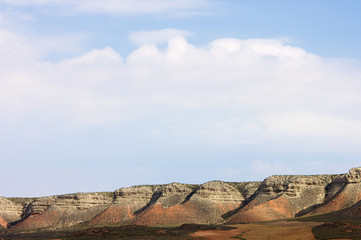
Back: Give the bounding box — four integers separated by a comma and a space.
191, 221, 322, 240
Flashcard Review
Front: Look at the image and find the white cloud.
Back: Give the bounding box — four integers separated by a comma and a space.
301, 161, 351, 175
0, 0, 214, 15
1, 25, 361, 152
75, 0, 212, 15
249, 160, 357, 179
61, 46, 122, 66
129, 29, 192, 46
251, 160, 293, 178
262, 112, 361, 138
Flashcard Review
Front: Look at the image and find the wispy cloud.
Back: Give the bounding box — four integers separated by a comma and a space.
0, 0, 215, 15
251, 160, 293, 178
262, 112, 361, 138
129, 29, 192, 46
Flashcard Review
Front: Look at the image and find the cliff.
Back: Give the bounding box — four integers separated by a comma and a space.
1, 167, 361, 229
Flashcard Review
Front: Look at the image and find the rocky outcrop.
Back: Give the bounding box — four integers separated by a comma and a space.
2, 167, 361, 229
90, 183, 194, 226
127, 183, 202, 226
181, 181, 248, 224
0, 197, 23, 223
129, 181, 255, 226
12, 193, 113, 229
192, 181, 245, 202
228, 174, 336, 223
91, 182, 252, 226
334, 167, 361, 183
304, 167, 361, 216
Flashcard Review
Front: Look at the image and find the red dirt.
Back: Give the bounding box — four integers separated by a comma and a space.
13, 209, 62, 229
89, 201, 240, 226
192, 221, 320, 240
190, 228, 247, 240
88, 204, 135, 225
0, 216, 7, 228
215, 202, 239, 214
130, 202, 208, 226
228, 196, 293, 223
310, 191, 361, 215
338, 200, 361, 218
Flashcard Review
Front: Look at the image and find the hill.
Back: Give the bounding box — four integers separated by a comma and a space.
1, 167, 361, 230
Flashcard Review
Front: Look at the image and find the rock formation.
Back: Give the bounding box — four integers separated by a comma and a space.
11, 193, 113, 229
1, 167, 361, 229
0, 197, 23, 224
303, 168, 361, 216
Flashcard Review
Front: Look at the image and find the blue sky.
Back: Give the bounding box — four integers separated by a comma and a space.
1, 0, 361, 197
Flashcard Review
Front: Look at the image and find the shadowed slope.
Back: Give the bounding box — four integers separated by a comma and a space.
90, 182, 256, 226
228, 174, 336, 223
228, 196, 293, 223
2, 167, 361, 229
306, 169, 361, 216
13, 193, 112, 229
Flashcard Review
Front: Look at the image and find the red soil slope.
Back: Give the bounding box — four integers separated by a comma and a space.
88, 205, 135, 225
309, 187, 361, 216
228, 196, 293, 223
89, 201, 240, 226
130, 201, 241, 226
0, 216, 7, 228
13, 208, 62, 229
337, 200, 361, 218
129, 202, 208, 226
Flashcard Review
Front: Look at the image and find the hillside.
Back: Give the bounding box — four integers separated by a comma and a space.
1, 167, 361, 229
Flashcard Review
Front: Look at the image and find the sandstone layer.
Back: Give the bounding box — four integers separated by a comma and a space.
1, 167, 361, 229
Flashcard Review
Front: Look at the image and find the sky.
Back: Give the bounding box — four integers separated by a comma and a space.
1, 0, 361, 197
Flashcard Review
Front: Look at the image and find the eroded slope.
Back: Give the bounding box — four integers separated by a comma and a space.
1, 167, 361, 228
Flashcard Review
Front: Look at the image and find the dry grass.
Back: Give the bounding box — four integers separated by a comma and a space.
191, 221, 321, 240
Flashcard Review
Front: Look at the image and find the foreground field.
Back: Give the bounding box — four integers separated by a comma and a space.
0, 221, 320, 240
0, 224, 232, 240
191, 221, 321, 240
296, 213, 361, 240
2, 220, 361, 239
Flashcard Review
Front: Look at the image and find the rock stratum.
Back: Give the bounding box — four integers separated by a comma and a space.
2, 167, 361, 229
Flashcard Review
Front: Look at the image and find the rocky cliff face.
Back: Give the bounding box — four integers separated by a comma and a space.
10, 193, 113, 229
304, 168, 361, 216
0, 197, 23, 224
90, 181, 259, 226
1, 167, 361, 229
227, 174, 337, 223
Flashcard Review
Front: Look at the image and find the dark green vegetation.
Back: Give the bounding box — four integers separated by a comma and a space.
296, 213, 361, 224
0, 224, 235, 240
231, 234, 247, 239
312, 222, 361, 240
98, 192, 115, 199
185, 184, 200, 192
295, 212, 361, 239
7, 197, 38, 205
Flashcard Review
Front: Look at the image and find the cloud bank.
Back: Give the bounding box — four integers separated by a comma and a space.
1, 25, 361, 153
